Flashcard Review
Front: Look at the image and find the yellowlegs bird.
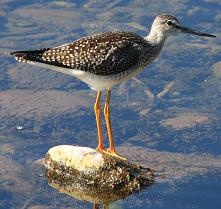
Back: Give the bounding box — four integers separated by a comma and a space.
7, 14, 215, 159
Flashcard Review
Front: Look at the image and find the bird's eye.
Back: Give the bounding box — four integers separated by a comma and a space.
166, 20, 173, 26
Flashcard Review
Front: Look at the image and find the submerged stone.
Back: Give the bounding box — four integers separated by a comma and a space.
211, 61, 221, 78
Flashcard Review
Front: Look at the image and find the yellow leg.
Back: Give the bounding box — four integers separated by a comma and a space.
104, 89, 126, 160
93, 203, 99, 209
94, 91, 105, 152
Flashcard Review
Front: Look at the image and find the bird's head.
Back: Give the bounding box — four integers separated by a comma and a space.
148, 14, 215, 43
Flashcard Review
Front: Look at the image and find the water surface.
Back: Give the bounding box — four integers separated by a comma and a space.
0, 0, 221, 209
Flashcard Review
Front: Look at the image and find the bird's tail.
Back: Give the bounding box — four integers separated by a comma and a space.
0, 48, 49, 63
0, 49, 29, 62
8, 50, 32, 62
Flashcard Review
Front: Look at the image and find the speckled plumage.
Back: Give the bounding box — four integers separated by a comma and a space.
9, 14, 215, 90
10, 31, 157, 76
6, 14, 215, 158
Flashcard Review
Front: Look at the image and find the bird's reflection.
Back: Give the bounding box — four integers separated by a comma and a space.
93, 202, 108, 209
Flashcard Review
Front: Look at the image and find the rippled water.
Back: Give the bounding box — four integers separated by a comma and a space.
0, 0, 221, 209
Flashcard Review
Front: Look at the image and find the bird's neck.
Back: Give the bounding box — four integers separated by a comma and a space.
145, 28, 167, 46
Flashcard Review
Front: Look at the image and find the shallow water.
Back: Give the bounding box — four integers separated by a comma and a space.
0, 0, 221, 209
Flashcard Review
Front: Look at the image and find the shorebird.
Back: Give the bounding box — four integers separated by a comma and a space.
6, 14, 215, 159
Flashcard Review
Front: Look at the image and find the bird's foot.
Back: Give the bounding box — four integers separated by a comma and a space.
106, 148, 127, 161
96, 145, 107, 152
96, 146, 127, 161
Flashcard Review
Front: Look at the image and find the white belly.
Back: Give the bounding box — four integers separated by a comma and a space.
26, 61, 144, 91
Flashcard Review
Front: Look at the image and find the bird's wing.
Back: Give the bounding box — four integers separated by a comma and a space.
10, 32, 151, 76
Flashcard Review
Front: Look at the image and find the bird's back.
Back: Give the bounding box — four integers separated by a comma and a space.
10, 31, 155, 76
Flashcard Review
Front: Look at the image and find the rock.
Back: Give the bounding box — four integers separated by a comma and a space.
210, 61, 221, 78
161, 113, 209, 129
45, 145, 105, 172
0, 89, 92, 119
0, 156, 33, 194
0, 143, 15, 155
44, 145, 154, 204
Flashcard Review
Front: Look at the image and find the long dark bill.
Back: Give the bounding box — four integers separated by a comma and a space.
174, 24, 216, 38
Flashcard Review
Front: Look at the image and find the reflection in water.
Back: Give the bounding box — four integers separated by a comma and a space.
93, 203, 108, 209
47, 175, 110, 209
46, 169, 154, 208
